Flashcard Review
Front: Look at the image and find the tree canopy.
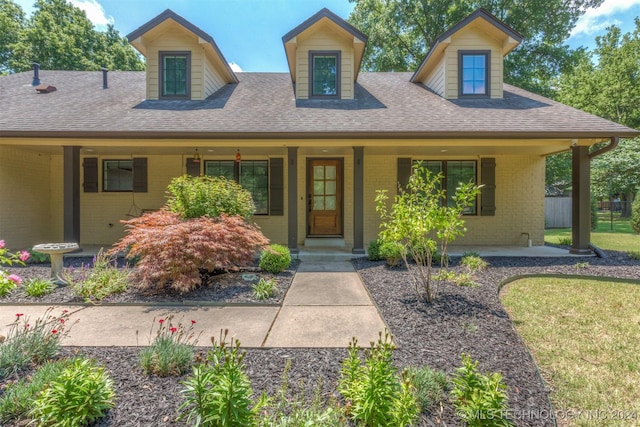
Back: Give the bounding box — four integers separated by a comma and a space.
1, 0, 143, 74
347, 0, 603, 97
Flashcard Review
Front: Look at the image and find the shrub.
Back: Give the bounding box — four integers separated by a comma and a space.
632, 192, 640, 234
0, 358, 74, 425
139, 315, 199, 377
0, 308, 72, 381
167, 175, 255, 220
451, 354, 512, 427
24, 277, 56, 297
259, 244, 291, 274
252, 277, 277, 300
558, 237, 572, 246
27, 248, 49, 264
179, 331, 256, 427
376, 162, 479, 302
460, 253, 488, 272
30, 357, 115, 426
367, 239, 383, 261
338, 330, 418, 426
110, 211, 270, 293
407, 366, 449, 413
379, 240, 403, 267
61, 250, 129, 302
628, 250, 640, 260
452, 272, 479, 287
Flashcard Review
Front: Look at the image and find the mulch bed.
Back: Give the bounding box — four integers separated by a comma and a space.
1, 249, 639, 426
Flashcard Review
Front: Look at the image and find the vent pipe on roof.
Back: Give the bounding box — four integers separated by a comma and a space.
101, 67, 108, 89
32, 63, 41, 86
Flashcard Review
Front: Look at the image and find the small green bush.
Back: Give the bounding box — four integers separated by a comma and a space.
0, 308, 72, 381
460, 253, 488, 271
628, 250, 640, 260
632, 192, 640, 234
62, 250, 129, 302
27, 248, 49, 264
179, 331, 256, 427
252, 277, 277, 300
259, 244, 291, 274
451, 354, 512, 427
139, 315, 198, 377
452, 272, 479, 287
0, 358, 74, 425
379, 240, 403, 267
558, 237, 572, 246
407, 366, 449, 413
367, 239, 383, 261
30, 357, 115, 426
24, 277, 56, 297
167, 175, 255, 220
338, 330, 418, 426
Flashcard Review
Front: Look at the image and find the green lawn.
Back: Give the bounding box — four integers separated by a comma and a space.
501, 277, 640, 426
545, 212, 640, 252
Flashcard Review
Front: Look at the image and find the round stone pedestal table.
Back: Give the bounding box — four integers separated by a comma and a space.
32, 243, 79, 285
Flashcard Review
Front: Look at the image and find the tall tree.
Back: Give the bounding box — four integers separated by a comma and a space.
7, 0, 143, 72
0, 0, 24, 74
347, 0, 603, 97
558, 21, 640, 216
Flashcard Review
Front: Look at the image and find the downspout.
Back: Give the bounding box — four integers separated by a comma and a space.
586, 136, 619, 258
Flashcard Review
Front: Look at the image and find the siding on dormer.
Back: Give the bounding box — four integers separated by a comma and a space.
295, 29, 354, 100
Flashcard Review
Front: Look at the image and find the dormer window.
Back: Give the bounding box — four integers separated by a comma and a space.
310, 51, 340, 97
160, 51, 191, 99
459, 50, 490, 97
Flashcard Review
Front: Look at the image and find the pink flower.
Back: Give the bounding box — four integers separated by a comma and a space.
16, 313, 24, 317
51, 329, 58, 334
59, 318, 65, 324
62, 310, 68, 314
191, 320, 196, 325
7, 275, 22, 285
0, 240, 4, 249
25, 324, 30, 329
158, 319, 165, 324
170, 327, 177, 333
19, 251, 30, 262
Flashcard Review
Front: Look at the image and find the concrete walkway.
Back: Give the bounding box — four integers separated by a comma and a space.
0, 259, 386, 348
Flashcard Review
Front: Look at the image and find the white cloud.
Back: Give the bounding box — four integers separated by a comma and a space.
68, 0, 114, 30
229, 62, 243, 72
571, 0, 640, 36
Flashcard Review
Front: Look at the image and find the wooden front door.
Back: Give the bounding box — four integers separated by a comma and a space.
307, 159, 342, 235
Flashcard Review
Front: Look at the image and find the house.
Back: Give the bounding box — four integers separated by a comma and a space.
1, 8, 637, 255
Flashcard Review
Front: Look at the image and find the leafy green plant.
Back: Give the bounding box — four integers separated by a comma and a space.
0, 358, 74, 425
628, 250, 640, 260
30, 357, 115, 426
367, 239, 383, 261
574, 261, 589, 269
27, 248, 50, 264
259, 244, 291, 274
61, 249, 129, 302
179, 330, 256, 427
452, 272, 479, 287
139, 315, 199, 377
257, 360, 344, 426
632, 192, 640, 234
24, 277, 56, 297
451, 354, 512, 427
0, 308, 72, 381
460, 253, 488, 272
558, 237, 572, 246
252, 277, 277, 300
376, 162, 479, 302
407, 366, 449, 414
338, 330, 418, 426
111, 211, 269, 293
379, 240, 403, 267
167, 175, 255, 220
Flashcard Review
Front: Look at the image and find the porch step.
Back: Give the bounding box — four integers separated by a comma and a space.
296, 248, 355, 262
304, 237, 346, 248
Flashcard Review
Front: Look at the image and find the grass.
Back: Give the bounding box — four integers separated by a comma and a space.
545, 211, 640, 252
501, 277, 640, 426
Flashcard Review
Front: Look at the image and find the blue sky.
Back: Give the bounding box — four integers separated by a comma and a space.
14, 0, 640, 72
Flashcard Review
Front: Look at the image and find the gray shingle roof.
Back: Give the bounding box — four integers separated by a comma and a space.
1, 70, 637, 139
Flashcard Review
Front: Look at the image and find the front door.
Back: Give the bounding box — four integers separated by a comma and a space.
307, 159, 342, 235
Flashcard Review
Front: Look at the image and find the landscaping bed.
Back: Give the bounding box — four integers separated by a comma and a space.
1, 250, 639, 426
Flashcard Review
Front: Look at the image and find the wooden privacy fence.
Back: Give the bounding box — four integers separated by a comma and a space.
545, 197, 571, 228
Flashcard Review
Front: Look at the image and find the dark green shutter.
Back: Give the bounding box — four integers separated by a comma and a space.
397, 158, 412, 193
186, 158, 200, 176
132, 158, 148, 193
481, 158, 496, 216
82, 157, 98, 192
270, 158, 284, 216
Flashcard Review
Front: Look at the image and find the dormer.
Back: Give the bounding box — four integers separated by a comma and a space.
127, 9, 237, 101
282, 8, 368, 100
411, 8, 522, 100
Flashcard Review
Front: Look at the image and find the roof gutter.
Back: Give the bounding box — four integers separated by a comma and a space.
588, 136, 619, 159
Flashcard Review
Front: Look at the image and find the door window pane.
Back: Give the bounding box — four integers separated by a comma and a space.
314, 196, 324, 210
325, 196, 336, 210
314, 181, 325, 195
325, 181, 336, 195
